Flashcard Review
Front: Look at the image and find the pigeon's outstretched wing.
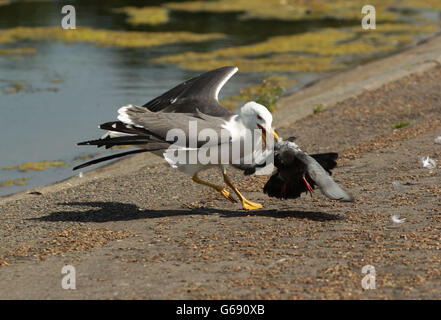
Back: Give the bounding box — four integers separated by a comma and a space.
296, 151, 353, 202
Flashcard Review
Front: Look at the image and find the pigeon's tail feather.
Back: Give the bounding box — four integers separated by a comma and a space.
310, 152, 338, 174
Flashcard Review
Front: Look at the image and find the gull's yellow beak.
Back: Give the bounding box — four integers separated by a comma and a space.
258, 125, 279, 148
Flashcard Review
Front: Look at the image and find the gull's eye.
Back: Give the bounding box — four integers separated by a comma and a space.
257, 115, 263, 121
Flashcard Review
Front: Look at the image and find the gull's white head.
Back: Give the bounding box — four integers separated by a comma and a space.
239, 101, 279, 145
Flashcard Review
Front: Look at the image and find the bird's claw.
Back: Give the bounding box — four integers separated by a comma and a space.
221, 188, 237, 203
302, 176, 314, 197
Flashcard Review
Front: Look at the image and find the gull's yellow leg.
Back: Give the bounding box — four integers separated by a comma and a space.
222, 171, 263, 210
192, 173, 236, 203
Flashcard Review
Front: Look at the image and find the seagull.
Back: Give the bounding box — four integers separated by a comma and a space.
74, 66, 279, 210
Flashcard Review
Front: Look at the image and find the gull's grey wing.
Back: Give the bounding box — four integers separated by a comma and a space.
142, 66, 237, 118
75, 66, 239, 170
119, 105, 231, 149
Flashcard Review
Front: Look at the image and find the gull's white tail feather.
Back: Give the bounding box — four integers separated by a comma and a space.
117, 105, 136, 125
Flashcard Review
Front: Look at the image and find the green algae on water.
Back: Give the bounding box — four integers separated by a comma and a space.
152, 28, 391, 72
157, 54, 339, 73
116, 7, 169, 26
165, 0, 441, 20
0, 47, 36, 55
0, 177, 28, 187
0, 26, 224, 48
152, 20, 438, 73
165, 0, 398, 22
400, 0, 441, 10
3, 82, 25, 94
72, 153, 101, 162
155, 0, 440, 73
221, 76, 294, 111
3, 161, 68, 172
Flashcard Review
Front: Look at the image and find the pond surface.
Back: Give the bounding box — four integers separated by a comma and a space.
0, 0, 439, 196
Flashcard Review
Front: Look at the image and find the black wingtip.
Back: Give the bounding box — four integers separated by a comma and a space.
72, 163, 88, 170
72, 149, 148, 171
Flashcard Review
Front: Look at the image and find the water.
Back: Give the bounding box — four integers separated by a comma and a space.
0, 0, 439, 196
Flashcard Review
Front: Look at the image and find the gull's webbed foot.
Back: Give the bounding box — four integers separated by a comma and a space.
241, 199, 263, 210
